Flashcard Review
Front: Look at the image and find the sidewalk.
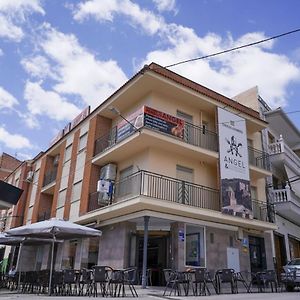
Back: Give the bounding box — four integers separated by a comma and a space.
0, 286, 299, 300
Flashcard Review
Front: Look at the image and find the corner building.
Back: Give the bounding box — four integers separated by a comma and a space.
13, 63, 276, 282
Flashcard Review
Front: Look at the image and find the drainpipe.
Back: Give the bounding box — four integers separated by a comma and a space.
141, 216, 150, 289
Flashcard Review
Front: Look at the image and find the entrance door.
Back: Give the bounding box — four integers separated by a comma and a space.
137, 234, 169, 286
274, 233, 287, 275
249, 236, 267, 273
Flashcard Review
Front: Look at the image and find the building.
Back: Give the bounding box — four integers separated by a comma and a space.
3, 63, 276, 282
0, 153, 21, 180
234, 86, 300, 275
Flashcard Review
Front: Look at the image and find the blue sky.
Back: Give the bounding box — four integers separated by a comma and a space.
0, 0, 299, 160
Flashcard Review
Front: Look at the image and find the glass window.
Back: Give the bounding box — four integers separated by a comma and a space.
64, 145, 72, 162
185, 225, 205, 267
78, 133, 88, 152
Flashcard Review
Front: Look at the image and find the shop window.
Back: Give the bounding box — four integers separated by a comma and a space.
185, 225, 205, 267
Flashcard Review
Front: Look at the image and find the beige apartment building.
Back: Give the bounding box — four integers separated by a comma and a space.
3, 63, 277, 284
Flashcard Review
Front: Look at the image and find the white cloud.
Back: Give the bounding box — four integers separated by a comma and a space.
73, 0, 300, 108
153, 0, 177, 13
21, 55, 56, 79
24, 81, 82, 121
0, 15, 23, 41
140, 28, 300, 107
0, 126, 31, 149
24, 25, 128, 108
0, 0, 44, 41
0, 86, 19, 110
73, 0, 164, 35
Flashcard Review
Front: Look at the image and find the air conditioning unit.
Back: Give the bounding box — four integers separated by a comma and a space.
100, 163, 117, 181
53, 155, 60, 166
25, 171, 34, 182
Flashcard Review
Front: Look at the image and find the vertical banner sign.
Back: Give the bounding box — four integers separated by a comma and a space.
217, 107, 252, 218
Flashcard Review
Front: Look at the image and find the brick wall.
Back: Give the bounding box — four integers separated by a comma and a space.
79, 115, 112, 215
0, 153, 22, 180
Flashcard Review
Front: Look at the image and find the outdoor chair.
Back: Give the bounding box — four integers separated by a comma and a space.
63, 269, 77, 296
234, 271, 251, 293
192, 268, 211, 296
264, 270, 278, 292
52, 271, 63, 296
93, 265, 109, 297
123, 268, 138, 297
108, 269, 125, 297
78, 269, 93, 296
36, 269, 50, 294
163, 269, 189, 296
216, 269, 237, 294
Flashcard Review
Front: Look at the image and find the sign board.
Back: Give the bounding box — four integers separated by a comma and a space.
49, 106, 90, 147
217, 107, 252, 218
144, 106, 185, 138
116, 107, 144, 141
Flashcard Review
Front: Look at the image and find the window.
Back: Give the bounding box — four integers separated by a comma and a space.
78, 133, 88, 152
64, 145, 72, 162
177, 110, 194, 144
202, 121, 208, 135
176, 165, 194, 204
185, 225, 205, 267
118, 166, 134, 197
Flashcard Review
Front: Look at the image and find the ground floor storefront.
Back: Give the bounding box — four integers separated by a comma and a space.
5, 212, 275, 287
274, 215, 300, 274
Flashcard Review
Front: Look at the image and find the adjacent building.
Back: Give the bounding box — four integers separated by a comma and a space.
2, 64, 276, 283
234, 86, 300, 275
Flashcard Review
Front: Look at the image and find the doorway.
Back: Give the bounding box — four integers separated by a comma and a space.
274, 233, 287, 275
249, 236, 266, 273
137, 233, 169, 286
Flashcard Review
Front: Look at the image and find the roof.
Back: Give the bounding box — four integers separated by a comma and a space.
32, 61, 267, 161
147, 63, 264, 122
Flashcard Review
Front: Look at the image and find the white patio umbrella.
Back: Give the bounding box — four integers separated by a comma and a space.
6, 218, 102, 295
0, 233, 63, 291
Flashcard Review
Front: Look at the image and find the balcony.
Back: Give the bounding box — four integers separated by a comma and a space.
37, 211, 51, 222
94, 122, 219, 158
42, 167, 57, 187
248, 146, 270, 171
87, 170, 273, 223
269, 138, 300, 173
272, 187, 300, 225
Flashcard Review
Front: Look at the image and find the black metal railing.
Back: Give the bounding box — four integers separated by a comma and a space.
87, 170, 274, 223
88, 191, 111, 212
248, 146, 270, 171
42, 167, 58, 187
94, 122, 218, 157
252, 199, 275, 222
37, 211, 51, 222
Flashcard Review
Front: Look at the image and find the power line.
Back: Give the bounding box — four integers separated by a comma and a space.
164, 28, 300, 69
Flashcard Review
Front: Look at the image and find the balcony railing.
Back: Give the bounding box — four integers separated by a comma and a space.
37, 211, 51, 222
272, 187, 300, 206
43, 167, 58, 187
87, 170, 273, 222
248, 146, 270, 171
94, 122, 219, 157
269, 138, 300, 171
252, 199, 275, 223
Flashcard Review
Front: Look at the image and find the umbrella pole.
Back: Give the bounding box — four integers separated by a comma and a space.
48, 235, 55, 296
17, 242, 23, 292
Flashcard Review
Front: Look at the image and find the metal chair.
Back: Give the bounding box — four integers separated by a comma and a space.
123, 268, 138, 297
216, 269, 237, 294
78, 269, 93, 296
192, 268, 211, 296
62, 269, 77, 296
93, 266, 110, 297
163, 269, 177, 296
